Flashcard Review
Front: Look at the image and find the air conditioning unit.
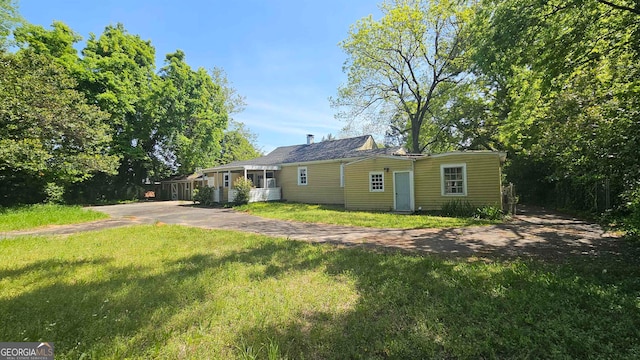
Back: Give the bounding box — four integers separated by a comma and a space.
265, 178, 276, 188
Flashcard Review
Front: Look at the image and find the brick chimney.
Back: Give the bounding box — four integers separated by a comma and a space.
306, 134, 314, 145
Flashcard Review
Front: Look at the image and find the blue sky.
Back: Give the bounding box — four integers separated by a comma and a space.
18, 0, 382, 153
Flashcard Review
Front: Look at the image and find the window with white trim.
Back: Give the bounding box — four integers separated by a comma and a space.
441, 164, 467, 196
223, 173, 230, 188
298, 167, 307, 185
369, 172, 384, 192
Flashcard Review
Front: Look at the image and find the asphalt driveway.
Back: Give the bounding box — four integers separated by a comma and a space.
3, 201, 627, 260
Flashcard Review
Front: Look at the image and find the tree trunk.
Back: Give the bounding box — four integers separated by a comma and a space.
410, 116, 422, 154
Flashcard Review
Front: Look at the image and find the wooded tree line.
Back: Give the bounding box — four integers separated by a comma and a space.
335, 0, 640, 232
0, 1, 260, 205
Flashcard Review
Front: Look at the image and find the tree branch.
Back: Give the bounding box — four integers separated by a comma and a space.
595, 0, 640, 15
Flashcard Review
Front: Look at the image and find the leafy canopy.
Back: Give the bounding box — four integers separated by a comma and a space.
334, 0, 472, 153
0, 51, 117, 205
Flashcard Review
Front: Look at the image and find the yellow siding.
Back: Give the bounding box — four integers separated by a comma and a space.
359, 136, 376, 150
279, 162, 345, 204
344, 157, 412, 211
414, 154, 502, 210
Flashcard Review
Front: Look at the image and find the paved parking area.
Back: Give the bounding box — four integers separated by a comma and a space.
3, 201, 628, 260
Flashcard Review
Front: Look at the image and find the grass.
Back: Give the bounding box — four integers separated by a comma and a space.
235, 202, 501, 228
1, 225, 639, 359
0, 204, 109, 232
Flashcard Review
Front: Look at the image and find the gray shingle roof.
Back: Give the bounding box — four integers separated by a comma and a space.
208, 135, 405, 170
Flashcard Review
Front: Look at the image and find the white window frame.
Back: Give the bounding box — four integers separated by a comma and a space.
340, 163, 345, 188
297, 166, 308, 186
440, 163, 467, 196
223, 173, 230, 188
369, 171, 384, 192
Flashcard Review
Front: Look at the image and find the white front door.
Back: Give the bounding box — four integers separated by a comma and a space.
394, 171, 412, 211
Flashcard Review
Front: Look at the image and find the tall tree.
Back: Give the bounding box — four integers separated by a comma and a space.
156, 50, 228, 175
0, 51, 117, 205
210, 66, 246, 116
333, 0, 472, 153
80, 23, 157, 191
219, 121, 261, 164
470, 0, 640, 212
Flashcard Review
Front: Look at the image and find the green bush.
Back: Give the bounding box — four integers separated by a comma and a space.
44, 182, 65, 204
440, 199, 475, 217
474, 205, 504, 220
623, 189, 640, 238
193, 186, 216, 206
233, 178, 253, 205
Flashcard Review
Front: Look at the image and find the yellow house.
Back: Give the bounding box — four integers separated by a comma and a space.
343, 151, 506, 211
201, 134, 506, 211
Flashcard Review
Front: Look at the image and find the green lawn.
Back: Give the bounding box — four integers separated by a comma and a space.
1, 225, 638, 359
235, 202, 501, 228
0, 204, 109, 232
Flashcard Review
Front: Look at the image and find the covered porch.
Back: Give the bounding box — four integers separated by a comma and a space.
201, 164, 281, 203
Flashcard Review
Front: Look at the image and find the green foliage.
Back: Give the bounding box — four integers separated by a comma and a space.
13, 21, 82, 72
0, 51, 117, 206
333, 0, 473, 153
0, 0, 21, 49
12, 21, 240, 202
156, 50, 228, 175
44, 182, 65, 204
80, 23, 158, 188
219, 121, 261, 164
474, 205, 504, 220
192, 186, 216, 206
462, 0, 640, 231
440, 199, 476, 218
0, 204, 108, 231
233, 177, 253, 205
236, 202, 499, 228
0, 226, 638, 358
623, 188, 640, 239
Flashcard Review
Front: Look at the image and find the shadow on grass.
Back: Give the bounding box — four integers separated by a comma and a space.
0, 252, 224, 358
225, 242, 640, 359
1, 236, 639, 359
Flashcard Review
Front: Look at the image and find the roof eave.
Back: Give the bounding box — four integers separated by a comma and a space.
202, 164, 281, 172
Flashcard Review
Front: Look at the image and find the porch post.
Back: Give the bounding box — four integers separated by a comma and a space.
263, 169, 266, 188
244, 168, 247, 181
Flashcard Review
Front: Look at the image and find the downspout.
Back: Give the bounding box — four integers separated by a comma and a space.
411, 159, 415, 211
227, 170, 231, 203
343, 163, 347, 210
